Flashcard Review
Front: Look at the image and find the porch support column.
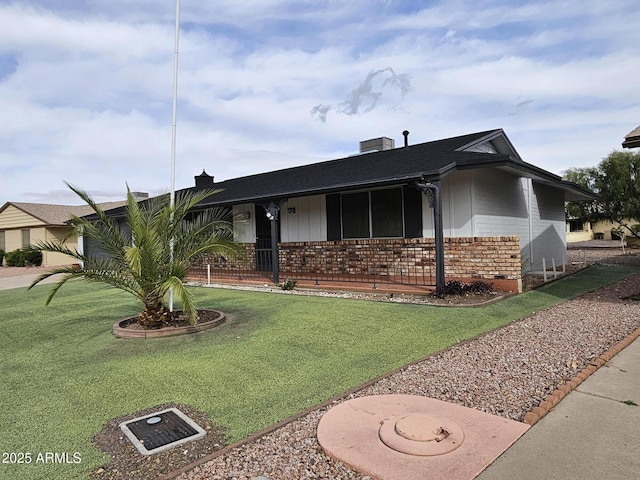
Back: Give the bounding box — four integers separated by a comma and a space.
261, 199, 287, 284
77, 225, 85, 268
416, 179, 445, 290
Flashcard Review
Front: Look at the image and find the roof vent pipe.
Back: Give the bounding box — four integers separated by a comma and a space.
403, 130, 410, 147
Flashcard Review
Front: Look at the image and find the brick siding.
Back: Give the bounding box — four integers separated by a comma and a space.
191, 236, 521, 290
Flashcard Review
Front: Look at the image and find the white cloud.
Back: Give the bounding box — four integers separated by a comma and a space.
0, 0, 639, 204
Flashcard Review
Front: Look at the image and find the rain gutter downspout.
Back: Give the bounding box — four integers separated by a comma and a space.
416, 177, 445, 290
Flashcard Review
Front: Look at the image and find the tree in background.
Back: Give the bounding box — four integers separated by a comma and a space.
563, 165, 600, 222
564, 150, 640, 240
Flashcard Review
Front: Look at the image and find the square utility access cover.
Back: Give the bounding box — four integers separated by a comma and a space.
120, 408, 206, 455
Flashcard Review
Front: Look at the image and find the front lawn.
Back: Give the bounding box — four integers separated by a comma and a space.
0, 264, 636, 479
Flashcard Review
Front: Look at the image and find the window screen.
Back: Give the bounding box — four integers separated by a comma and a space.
341, 192, 370, 239
371, 188, 403, 237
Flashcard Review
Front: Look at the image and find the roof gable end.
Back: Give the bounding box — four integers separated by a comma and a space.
455, 129, 522, 161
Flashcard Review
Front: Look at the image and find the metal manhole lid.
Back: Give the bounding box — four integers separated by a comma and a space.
119, 408, 206, 455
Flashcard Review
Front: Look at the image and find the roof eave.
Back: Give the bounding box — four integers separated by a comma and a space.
456, 157, 597, 201
193, 172, 437, 208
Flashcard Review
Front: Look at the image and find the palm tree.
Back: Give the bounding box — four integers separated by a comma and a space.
30, 183, 239, 328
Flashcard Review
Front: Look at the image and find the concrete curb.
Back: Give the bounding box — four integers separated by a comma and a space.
523, 325, 640, 426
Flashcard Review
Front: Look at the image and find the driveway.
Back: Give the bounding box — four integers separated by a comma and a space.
0, 266, 59, 291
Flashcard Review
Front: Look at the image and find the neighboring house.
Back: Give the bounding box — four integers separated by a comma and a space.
566, 218, 593, 243
91, 129, 595, 292
622, 125, 640, 149
591, 219, 639, 241
0, 201, 126, 267
566, 218, 639, 243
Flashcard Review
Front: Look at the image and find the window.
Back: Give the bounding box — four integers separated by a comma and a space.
21, 229, 30, 248
341, 188, 404, 239
371, 188, 403, 237
342, 192, 370, 239
568, 220, 584, 232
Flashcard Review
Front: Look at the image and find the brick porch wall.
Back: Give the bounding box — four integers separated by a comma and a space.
278, 237, 521, 283
278, 238, 434, 280
190, 236, 521, 290
196, 243, 256, 273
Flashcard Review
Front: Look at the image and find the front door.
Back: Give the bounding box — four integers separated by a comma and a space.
255, 204, 273, 272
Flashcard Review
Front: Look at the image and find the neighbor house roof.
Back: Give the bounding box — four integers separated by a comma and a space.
0, 201, 127, 226
93, 129, 596, 220
622, 125, 640, 149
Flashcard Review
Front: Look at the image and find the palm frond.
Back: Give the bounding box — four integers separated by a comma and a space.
30, 183, 237, 325
165, 276, 197, 323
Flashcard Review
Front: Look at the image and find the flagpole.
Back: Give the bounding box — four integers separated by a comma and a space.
169, 0, 180, 312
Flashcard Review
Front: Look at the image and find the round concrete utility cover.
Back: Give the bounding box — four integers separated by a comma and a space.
379, 413, 464, 456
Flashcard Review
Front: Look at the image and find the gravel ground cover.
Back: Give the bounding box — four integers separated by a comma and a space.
175, 255, 640, 480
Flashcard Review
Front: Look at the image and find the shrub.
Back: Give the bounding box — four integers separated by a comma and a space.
433, 280, 494, 298
0, 248, 4, 266
280, 279, 297, 291
5, 249, 22, 266
465, 281, 494, 294
22, 247, 43, 266
4, 247, 42, 267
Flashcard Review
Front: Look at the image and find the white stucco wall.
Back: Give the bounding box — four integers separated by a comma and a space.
280, 195, 327, 242
471, 170, 531, 243
528, 182, 567, 271
442, 170, 473, 237
233, 196, 328, 244
422, 169, 566, 272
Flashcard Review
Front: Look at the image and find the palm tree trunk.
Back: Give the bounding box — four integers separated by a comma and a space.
138, 301, 174, 328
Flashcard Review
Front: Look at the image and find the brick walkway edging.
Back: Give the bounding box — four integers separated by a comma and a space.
523, 325, 640, 426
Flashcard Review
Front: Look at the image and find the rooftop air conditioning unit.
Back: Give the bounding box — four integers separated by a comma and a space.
359, 137, 395, 153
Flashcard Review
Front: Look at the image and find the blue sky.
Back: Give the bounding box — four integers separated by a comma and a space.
1, 0, 639, 204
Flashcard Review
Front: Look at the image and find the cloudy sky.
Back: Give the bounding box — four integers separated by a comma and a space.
1, 0, 639, 204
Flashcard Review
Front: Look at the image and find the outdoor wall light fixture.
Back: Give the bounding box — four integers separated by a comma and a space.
266, 212, 274, 220
244, 212, 251, 220
288, 207, 296, 214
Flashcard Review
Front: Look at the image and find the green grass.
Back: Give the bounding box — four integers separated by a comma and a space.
0, 264, 636, 479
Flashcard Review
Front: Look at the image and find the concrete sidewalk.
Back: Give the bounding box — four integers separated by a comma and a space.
476, 336, 640, 480
0, 272, 58, 291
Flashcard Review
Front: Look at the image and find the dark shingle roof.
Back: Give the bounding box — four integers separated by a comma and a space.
88, 128, 596, 219
191, 130, 512, 205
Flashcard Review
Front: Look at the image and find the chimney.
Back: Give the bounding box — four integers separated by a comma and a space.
195, 169, 214, 189
359, 137, 395, 154
131, 192, 149, 201
403, 130, 409, 147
